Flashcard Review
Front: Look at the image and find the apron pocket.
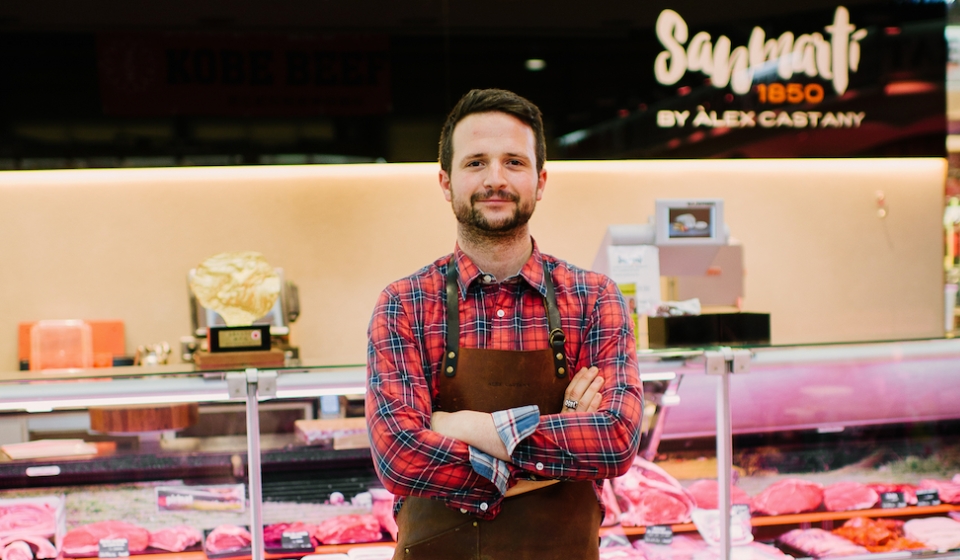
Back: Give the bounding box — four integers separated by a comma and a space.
396, 519, 478, 560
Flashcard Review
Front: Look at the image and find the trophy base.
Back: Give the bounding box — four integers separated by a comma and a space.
193, 349, 285, 371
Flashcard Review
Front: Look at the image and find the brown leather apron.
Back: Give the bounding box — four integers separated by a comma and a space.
393, 261, 602, 560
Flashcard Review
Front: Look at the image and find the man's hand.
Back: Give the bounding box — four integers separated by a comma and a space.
430, 409, 510, 461
562, 366, 604, 413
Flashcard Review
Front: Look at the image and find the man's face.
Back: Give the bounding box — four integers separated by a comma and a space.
439, 111, 546, 235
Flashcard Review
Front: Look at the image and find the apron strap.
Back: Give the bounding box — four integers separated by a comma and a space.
444, 260, 460, 377
541, 261, 568, 378
443, 257, 569, 378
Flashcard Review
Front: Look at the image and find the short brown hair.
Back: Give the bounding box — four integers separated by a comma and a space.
438, 89, 546, 174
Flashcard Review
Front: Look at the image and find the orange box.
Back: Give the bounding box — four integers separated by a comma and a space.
19, 320, 125, 368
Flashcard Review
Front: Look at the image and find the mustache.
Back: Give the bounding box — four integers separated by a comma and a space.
471, 190, 519, 203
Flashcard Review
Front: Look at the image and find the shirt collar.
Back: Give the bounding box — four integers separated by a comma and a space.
450, 239, 549, 300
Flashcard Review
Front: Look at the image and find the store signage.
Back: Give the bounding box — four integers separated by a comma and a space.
654, 7, 867, 96
281, 531, 312, 550
98, 538, 129, 558
156, 484, 245, 512
643, 525, 673, 545
557, 2, 946, 159
916, 489, 941, 506
96, 33, 390, 117
879, 491, 907, 509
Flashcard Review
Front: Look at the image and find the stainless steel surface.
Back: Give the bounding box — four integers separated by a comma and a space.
244, 371, 265, 560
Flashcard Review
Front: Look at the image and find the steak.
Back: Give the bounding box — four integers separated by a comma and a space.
822, 481, 879, 512
2, 542, 33, 560
685, 479, 751, 510
919, 479, 960, 504
312, 514, 382, 545
62, 521, 149, 557
751, 479, 823, 516
778, 528, 869, 557
866, 483, 918, 505
613, 457, 695, 526
0, 503, 57, 538
903, 517, 960, 552
600, 480, 622, 527
204, 525, 251, 555
0, 537, 56, 560
148, 525, 202, 552
369, 488, 398, 540
263, 522, 317, 548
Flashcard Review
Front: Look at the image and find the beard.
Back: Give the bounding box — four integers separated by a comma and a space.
452, 189, 535, 238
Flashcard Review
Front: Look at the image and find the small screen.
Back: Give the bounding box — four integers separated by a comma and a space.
667, 207, 713, 239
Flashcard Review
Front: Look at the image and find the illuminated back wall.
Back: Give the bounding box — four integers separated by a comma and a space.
0, 158, 945, 368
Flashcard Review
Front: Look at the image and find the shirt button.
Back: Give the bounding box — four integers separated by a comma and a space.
484, 275, 494, 283
496, 309, 505, 318
479, 502, 489, 511
536, 462, 544, 471
460, 508, 468, 514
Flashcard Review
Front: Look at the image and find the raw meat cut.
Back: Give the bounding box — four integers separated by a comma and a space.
263, 522, 317, 548
148, 525, 202, 552
632, 534, 790, 560
294, 418, 367, 445
204, 525, 251, 555
867, 483, 918, 505
600, 480, 622, 527
598, 546, 644, 559
832, 517, 927, 552
0, 503, 57, 538
778, 528, 869, 557
312, 515, 382, 545
919, 478, 960, 504
0, 536, 57, 559
614, 457, 695, 526
686, 479, 752, 510
369, 488, 399, 540
62, 521, 149, 557
632, 534, 708, 560
2, 541, 33, 560
903, 517, 960, 552
822, 481, 879, 512
750, 479, 823, 516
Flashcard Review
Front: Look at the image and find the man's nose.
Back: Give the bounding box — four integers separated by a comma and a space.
484, 162, 507, 188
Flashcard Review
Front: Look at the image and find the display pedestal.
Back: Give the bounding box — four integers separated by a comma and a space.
193, 349, 285, 371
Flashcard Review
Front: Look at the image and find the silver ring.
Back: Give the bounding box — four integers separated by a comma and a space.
563, 399, 579, 410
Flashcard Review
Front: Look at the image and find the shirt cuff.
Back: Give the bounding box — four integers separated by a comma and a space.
491, 404, 541, 456
469, 447, 511, 494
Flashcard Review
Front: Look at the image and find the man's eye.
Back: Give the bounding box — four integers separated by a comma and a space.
466, 161, 482, 167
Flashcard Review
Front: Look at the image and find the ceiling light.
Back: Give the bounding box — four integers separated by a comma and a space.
525, 59, 546, 71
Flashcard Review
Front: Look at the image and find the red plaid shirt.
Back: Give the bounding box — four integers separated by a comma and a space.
366, 241, 643, 519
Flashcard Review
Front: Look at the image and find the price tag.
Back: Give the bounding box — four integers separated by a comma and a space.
880, 491, 906, 509
644, 525, 673, 545
98, 538, 129, 558
916, 489, 941, 507
281, 531, 312, 550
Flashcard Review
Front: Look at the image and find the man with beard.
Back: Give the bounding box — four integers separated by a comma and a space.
366, 88, 643, 560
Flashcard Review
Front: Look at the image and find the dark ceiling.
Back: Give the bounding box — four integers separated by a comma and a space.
0, 0, 949, 165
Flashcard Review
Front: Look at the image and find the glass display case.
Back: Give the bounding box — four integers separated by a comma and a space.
1, 339, 959, 559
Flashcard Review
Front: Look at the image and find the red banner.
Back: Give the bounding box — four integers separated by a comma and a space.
97, 33, 390, 117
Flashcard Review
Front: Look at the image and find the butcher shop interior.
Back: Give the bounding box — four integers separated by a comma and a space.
1, 0, 960, 559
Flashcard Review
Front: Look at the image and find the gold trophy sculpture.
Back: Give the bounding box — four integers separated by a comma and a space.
189, 251, 287, 370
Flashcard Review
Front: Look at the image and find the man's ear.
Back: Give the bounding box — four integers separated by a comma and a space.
439, 169, 453, 202
535, 168, 547, 201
